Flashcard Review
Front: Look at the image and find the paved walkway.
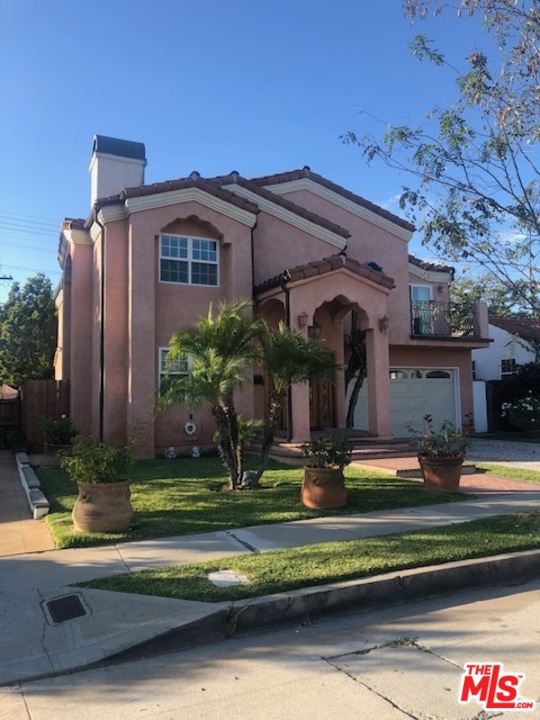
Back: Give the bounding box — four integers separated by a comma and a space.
0, 453, 55, 556
1, 439, 540, 686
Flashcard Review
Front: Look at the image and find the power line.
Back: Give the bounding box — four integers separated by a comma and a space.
0, 209, 59, 226
0, 224, 58, 237
0, 263, 61, 275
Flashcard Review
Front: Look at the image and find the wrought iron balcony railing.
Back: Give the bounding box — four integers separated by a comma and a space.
410, 301, 479, 337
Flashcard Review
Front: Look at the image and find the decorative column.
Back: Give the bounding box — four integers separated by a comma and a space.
365, 326, 391, 437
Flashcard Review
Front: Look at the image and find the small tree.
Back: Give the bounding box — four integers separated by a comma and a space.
0, 274, 57, 387
255, 322, 335, 478
344, 311, 366, 428
160, 300, 336, 489
159, 300, 265, 490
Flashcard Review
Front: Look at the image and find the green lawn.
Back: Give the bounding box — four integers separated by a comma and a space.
80, 511, 540, 602
475, 463, 540, 484
37, 455, 464, 549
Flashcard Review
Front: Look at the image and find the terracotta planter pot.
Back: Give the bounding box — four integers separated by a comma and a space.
72, 480, 133, 533
301, 466, 347, 508
43, 442, 73, 468
418, 455, 464, 494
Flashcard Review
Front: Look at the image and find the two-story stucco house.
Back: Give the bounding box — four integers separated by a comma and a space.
55, 135, 490, 457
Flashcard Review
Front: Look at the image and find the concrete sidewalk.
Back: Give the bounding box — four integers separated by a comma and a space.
2, 445, 540, 687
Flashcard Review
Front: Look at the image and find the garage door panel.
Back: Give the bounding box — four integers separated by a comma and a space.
390, 368, 457, 437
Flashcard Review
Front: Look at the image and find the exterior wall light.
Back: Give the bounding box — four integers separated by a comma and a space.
378, 315, 390, 333
308, 323, 322, 340
298, 311, 309, 328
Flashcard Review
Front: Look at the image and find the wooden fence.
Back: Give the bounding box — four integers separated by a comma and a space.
19, 380, 70, 452
0, 398, 20, 446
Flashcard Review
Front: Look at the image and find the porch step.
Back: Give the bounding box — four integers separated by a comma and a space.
265, 437, 418, 462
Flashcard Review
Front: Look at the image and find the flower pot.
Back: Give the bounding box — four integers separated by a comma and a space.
418, 455, 464, 494
301, 467, 347, 508
43, 442, 73, 468
72, 480, 133, 533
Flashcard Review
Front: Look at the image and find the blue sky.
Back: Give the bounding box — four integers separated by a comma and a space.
0, 0, 488, 302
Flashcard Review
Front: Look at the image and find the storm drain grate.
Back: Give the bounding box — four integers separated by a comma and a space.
45, 594, 87, 624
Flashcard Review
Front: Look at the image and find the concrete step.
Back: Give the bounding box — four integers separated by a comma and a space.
265, 438, 417, 462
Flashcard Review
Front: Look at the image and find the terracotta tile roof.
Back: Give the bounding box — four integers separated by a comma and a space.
254, 253, 395, 294
489, 315, 540, 340
251, 167, 415, 233
408, 254, 454, 276
209, 173, 350, 239
95, 175, 260, 215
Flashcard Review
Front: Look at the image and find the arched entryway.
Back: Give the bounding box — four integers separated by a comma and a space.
255, 254, 395, 441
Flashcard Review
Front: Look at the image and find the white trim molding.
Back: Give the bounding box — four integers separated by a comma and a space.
263, 178, 413, 242
124, 188, 258, 227
222, 183, 348, 250
92, 187, 258, 229
409, 262, 453, 283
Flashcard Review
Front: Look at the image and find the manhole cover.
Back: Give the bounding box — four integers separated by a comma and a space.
45, 594, 87, 624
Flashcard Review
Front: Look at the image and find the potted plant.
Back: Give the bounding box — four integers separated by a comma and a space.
300, 432, 352, 508
61, 435, 136, 533
502, 395, 540, 437
408, 414, 471, 493
41, 415, 78, 466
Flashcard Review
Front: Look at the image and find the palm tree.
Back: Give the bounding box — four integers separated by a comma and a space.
160, 300, 335, 489
256, 322, 335, 479
160, 300, 265, 490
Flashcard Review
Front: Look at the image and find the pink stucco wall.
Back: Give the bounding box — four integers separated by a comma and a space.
60, 167, 488, 456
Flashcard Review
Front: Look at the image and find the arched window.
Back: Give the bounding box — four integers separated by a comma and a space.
390, 370, 408, 379
426, 370, 451, 379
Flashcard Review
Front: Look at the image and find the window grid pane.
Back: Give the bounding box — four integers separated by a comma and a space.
160, 236, 218, 285
192, 262, 218, 286
160, 259, 188, 283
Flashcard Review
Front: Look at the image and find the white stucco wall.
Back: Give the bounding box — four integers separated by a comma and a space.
472, 324, 535, 381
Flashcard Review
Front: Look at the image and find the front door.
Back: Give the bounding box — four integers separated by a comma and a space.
310, 378, 334, 430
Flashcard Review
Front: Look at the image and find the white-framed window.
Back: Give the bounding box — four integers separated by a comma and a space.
501, 358, 517, 376
159, 347, 191, 392
160, 234, 218, 286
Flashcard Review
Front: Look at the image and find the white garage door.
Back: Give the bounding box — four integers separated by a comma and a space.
346, 367, 459, 437
390, 368, 458, 437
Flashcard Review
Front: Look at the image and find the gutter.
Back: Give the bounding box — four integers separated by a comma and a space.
92, 205, 106, 442
279, 271, 293, 442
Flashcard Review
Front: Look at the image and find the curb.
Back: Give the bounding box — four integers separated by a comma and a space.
15, 452, 50, 519
96, 547, 540, 667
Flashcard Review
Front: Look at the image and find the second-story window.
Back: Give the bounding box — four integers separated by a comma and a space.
160, 235, 218, 286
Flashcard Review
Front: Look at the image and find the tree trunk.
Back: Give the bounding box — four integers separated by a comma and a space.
345, 312, 366, 429
346, 372, 366, 428
256, 395, 283, 479
213, 405, 241, 490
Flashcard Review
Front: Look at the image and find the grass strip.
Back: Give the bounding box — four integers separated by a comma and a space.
476, 463, 540, 485
79, 511, 540, 602
37, 456, 464, 549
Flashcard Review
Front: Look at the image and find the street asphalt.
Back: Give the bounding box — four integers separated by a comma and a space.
1, 438, 540, 687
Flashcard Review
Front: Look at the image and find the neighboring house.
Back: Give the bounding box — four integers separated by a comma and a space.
472, 316, 540, 381
55, 135, 490, 457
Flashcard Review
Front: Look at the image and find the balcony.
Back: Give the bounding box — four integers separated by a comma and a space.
410, 301, 480, 338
